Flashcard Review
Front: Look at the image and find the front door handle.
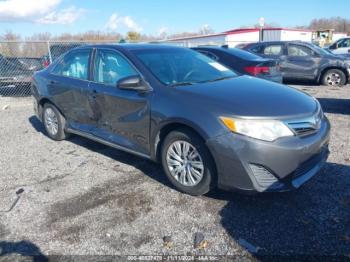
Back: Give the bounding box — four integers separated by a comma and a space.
91, 89, 97, 99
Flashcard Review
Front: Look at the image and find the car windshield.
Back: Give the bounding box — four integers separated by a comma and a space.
309, 43, 330, 55
132, 47, 237, 86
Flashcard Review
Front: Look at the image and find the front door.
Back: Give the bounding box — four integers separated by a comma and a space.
284, 44, 318, 80
89, 48, 152, 155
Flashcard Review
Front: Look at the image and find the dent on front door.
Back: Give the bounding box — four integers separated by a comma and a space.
90, 86, 151, 155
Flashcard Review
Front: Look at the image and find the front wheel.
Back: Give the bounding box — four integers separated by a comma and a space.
161, 129, 216, 196
42, 103, 69, 141
322, 69, 347, 87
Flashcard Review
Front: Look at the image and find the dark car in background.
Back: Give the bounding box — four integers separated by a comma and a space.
32, 44, 330, 195
42, 43, 82, 67
241, 41, 350, 87
7, 57, 44, 72
192, 46, 282, 83
0, 54, 33, 95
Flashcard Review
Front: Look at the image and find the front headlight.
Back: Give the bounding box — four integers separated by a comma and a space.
220, 117, 294, 142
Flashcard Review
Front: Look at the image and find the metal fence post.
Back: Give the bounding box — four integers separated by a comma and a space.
47, 41, 52, 64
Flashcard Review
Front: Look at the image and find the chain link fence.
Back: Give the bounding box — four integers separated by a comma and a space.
0, 41, 118, 97
0, 39, 249, 97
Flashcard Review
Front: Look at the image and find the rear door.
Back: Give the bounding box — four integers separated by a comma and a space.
258, 43, 287, 75
284, 44, 319, 79
88, 48, 152, 155
49, 49, 96, 133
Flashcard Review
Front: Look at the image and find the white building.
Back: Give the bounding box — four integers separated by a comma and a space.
333, 32, 348, 42
167, 27, 315, 47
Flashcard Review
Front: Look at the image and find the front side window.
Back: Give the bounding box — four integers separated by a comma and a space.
263, 45, 283, 56
287, 45, 313, 56
93, 49, 137, 85
52, 50, 90, 80
132, 48, 236, 86
338, 39, 350, 48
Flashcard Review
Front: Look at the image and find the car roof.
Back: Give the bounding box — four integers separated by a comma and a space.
193, 46, 229, 51
74, 43, 185, 52
250, 40, 312, 46
192, 46, 267, 61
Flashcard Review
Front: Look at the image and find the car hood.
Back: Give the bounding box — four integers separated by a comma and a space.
175, 75, 317, 118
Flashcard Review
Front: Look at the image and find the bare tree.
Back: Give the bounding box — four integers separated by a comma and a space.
199, 24, 214, 35
308, 17, 350, 33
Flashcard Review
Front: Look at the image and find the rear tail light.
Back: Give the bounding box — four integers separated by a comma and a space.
42, 60, 50, 68
244, 66, 270, 76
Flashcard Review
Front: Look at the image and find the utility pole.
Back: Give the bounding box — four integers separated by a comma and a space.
259, 17, 265, 42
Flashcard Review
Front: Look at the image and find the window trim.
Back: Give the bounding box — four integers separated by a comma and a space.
90, 47, 147, 88
50, 48, 93, 82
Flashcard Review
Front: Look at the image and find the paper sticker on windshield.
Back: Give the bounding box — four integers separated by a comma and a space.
209, 62, 230, 72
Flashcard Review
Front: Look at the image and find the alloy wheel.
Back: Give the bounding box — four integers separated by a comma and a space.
44, 107, 59, 136
326, 72, 341, 86
166, 140, 204, 186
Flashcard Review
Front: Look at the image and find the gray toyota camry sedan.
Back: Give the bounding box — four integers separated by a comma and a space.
31, 44, 330, 195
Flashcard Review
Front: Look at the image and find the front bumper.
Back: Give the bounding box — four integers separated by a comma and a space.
206, 117, 331, 193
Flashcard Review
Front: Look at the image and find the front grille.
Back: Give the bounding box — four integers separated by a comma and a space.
285, 105, 323, 136
288, 123, 318, 136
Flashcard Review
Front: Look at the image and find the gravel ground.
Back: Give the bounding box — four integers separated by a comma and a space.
0, 84, 349, 261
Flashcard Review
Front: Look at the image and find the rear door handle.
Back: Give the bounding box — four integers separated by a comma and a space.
50, 80, 57, 84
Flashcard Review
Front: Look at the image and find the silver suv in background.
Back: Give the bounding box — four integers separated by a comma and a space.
328, 38, 350, 55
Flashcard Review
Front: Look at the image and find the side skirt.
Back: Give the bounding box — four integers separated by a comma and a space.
66, 128, 151, 160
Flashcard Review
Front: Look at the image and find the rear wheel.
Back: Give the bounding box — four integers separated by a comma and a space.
42, 103, 68, 141
161, 129, 216, 196
322, 69, 346, 87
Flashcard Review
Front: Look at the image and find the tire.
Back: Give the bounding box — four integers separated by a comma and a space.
42, 103, 69, 141
322, 69, 346, 87
161, 128, 216, 196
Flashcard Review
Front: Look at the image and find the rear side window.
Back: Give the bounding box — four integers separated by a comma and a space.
287, 45, 313, 56
263, 45, 283, 56
93, 49, 137, 85
52, 50, 90, 80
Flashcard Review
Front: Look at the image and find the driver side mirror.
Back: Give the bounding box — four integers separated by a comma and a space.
312, 51, 320, 57
117, 75, 152, 92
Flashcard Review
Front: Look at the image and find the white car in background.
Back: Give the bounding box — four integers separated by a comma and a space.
328, 38, 350, 55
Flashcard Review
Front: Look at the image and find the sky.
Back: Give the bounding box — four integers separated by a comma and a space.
0, 0, 349, 37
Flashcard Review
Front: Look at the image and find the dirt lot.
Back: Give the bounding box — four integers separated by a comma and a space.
0, 84, 349, 260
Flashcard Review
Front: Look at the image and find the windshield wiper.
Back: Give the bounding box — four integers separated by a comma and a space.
168, 82, 194, 87
201, 76, 235, 83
